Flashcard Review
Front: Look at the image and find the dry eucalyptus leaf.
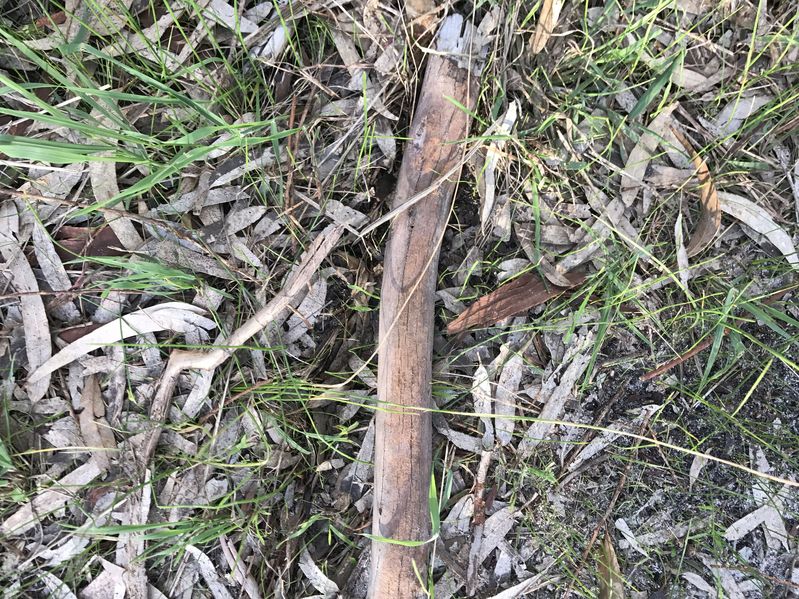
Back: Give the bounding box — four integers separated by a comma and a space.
79, 558, 128, 599
494, 354, 522, 446
723, 504, 789, 550
472, 363, 494, 447
37, 493, 116, 566
478, 507, 517, 562
614, 519, 649, 558
634, 42, 723, 92
598, 533, 625, 599
299, 549, 340, 598
338, 418, 375, 501
250, 26, 288, 62
531, 0, 563, 54
323, 199, 368, 229
89, 107, 143, 251
203, 0, 258, 33
27, 0, 133, 50
714, 94, 771, 137
28, 302, 216, 398
479, 101, 518, 230
118, 471, 152, 598
220, 535, 262, 599
41, 572, 78, 599
79, 375, 118, 471
0, 202, 52, 402
185, 545, 235, 599
284, 275, 327, 344
671, 127, 720, 257
688, 452, 709, 490
1, 460, 103, 536
435, 417, 483, 453
620, 103, 677, 207
44, 416, 84, 452
718, 191, 799, 270
674, 212, 691, 289
447, 270, 586, 334
681, 572, 715, 594
32, 221, 81, 323
21, 163, 84, 199
518, 330, 594, 456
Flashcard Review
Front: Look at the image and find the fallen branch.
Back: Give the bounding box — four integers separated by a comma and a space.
369, 15, 485, 597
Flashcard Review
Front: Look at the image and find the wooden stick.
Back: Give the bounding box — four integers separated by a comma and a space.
369, 15, 480, 597
135, 224, 343, 469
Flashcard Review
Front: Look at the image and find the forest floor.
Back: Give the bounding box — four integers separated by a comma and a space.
1, 0, 798, 597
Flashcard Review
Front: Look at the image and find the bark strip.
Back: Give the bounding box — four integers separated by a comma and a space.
369, 15, 478, 598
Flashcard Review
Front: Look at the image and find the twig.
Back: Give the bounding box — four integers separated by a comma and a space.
135, 224, 343, 469
640, 285, 794, 382
562, 411, 654, 597
466, 449, 493, 596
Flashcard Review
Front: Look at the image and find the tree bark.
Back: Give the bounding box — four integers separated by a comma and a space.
369, 15, 478, 598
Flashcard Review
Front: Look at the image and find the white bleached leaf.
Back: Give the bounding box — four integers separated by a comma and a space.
479, 101, 518, 231
38, 492, 115, 566
478, 507, 517, 562
723, 504, 789, 550
211, 149, 280, 187
117, 470, 152, 597
79, 375, 118, 471
484, 571, 555, 598
20, 163, 84, 199
250, 26, 288, 61
224, 205, 268, 236
436, 418, 483, 453
219, 535, 262, 599
79, 558, 128, 599
718, 191, 799, 270
634, 43, 723, 92
700, 555, 746, 599
41, 572, 78, 599
674, 213, 691, 289
614, 518, 649, 558
45, 416, 84, 451
243, 2, 273, 22
1, 460, 103, 536
338, 418, 375, 501
209, 113, 255, 160
348, 355, 378, 389
567, 406, 661, 475
620, 103, 677, 207
323, 199, 368, 229
519, 330, 594, 455
0, 201, 51, 401
494, 354, 522, 446
299, 549, 340, 598
32, 221, 81, 323
89, 108, 143, 250
27, 303, 215, 395
682, 572, 715, 594
203, 0, 258, 32
714, 95, 772, 137
26, 0, 133, 50
186, 545, 235, 599
472, 363, 494, 446
670, 66, 720, 92
688, 452, 709, 491
284, 276, 327, 343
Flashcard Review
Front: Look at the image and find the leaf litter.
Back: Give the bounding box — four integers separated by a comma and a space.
2, 0, 799, 597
